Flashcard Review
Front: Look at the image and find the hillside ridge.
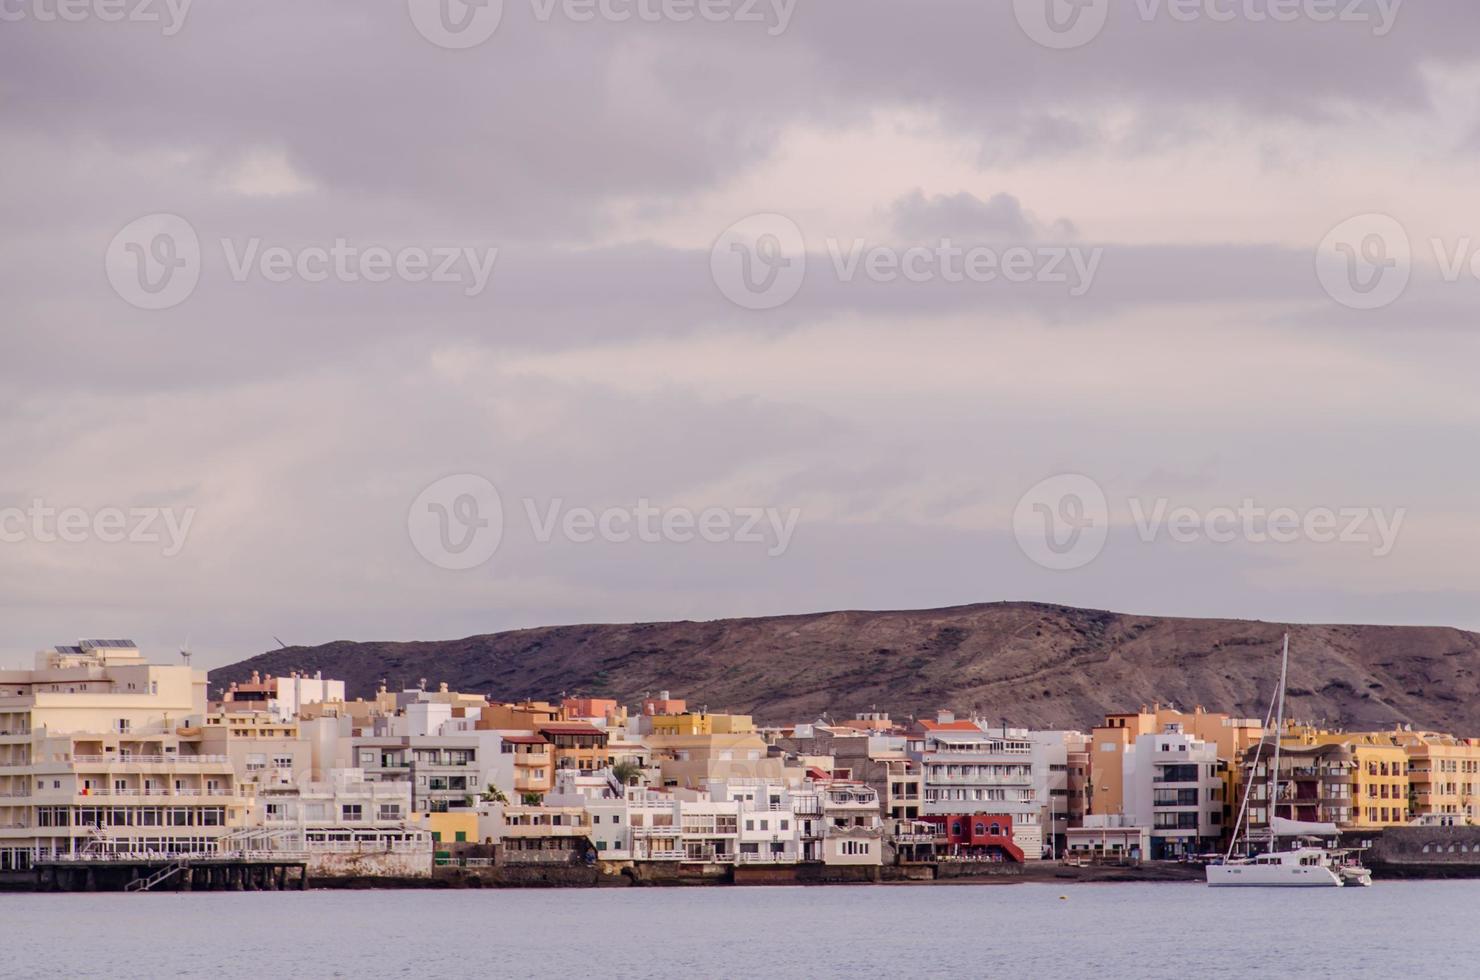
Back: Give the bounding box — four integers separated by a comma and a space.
208, 601, 1480, 733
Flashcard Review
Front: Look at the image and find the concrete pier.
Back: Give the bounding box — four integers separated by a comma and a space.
34, 857, 310, 893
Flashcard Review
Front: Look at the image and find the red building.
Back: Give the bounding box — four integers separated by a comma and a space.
921, 813, 1024, 863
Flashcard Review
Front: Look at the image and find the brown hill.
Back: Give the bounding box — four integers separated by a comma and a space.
208, 602, 1480, 733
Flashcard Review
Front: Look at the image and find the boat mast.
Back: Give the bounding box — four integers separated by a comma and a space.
1266, 633, 1290, 848
1224, 671, 1281, 860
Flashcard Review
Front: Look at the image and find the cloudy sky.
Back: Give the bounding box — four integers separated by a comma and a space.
3, 0, 1479, 670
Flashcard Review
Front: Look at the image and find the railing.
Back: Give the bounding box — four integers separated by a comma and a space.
125, 859, 189, 892
924, 774, 1031, 786
310, 840, 428, 854
734, 852, 795, 865
638, 849, 686, 860
72, 756, 230, 766
434, 856, 492, 867
72, 788, 240, 799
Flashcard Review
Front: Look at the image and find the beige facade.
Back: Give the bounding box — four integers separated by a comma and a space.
0, 641, 251, 870
1393, 732, 1480, 825
1090, 705, 1260, 819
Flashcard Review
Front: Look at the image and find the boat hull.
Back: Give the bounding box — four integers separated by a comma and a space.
1205, 864, 1344, 887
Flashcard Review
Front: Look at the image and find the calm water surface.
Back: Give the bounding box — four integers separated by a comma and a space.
4, 881, 1477, 979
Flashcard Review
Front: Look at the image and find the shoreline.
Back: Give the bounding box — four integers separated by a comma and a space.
8, 858, 1476, 894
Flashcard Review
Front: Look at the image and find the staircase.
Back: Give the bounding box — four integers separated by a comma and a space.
125, 859, 189, 892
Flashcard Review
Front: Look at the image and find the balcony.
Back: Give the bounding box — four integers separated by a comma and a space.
71, 787, 241, 799
70, 755, 231, 767
637, 848, 686, 860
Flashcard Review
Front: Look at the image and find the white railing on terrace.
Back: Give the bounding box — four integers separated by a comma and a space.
310, 840, 429, 854
72, 755, 230, 765
733, 852, 797, 865
71, 788, 240, 798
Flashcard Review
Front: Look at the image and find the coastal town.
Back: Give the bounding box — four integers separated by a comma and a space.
2, 638, 1477, 891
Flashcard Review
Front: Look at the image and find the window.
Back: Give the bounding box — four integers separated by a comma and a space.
342, 804, 363, 821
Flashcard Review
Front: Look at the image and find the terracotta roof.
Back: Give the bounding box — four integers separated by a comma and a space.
501, 734, 549, 745
537, 722, 605, 735
916, 719, 983, 732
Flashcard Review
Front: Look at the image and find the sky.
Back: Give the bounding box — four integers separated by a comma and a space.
3, 0, 1479, 671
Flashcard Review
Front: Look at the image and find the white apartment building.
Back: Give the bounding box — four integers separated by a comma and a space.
707, 778, 804, 864
816, 781, 884, 866
626, 788, 740, 863
1027, 730, 1090, 859
258, 768, 426, 846
1123, 725, 1224, 860
353, 732, 511, 813
220, 670, 346, 722
0, 641, 253, 870
910, 719, 1044, 859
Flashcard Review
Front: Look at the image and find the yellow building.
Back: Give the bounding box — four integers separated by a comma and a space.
1391, 732, 1480, 825
416, 809, 480, 848
649, 712, 754, 737
1283, 726, 1409, 828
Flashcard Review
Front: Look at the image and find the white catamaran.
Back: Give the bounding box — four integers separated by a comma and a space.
1205, 634, 1373, 888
